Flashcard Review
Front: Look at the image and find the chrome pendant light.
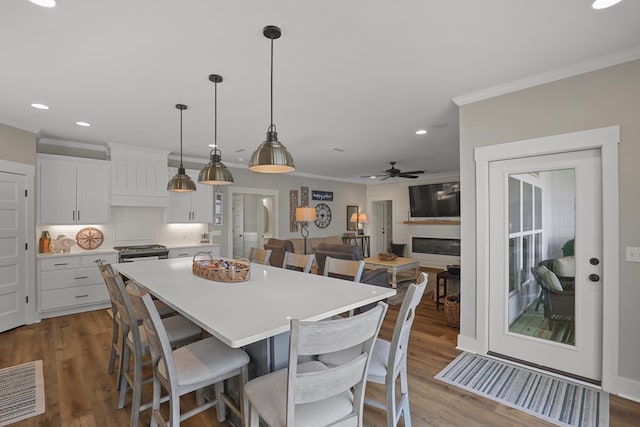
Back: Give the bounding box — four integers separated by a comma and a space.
249, 25, 295, 174
198, 74, 234, 185
167, 104, 197, 192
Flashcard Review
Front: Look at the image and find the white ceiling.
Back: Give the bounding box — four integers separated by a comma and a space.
1, 0, 639, 183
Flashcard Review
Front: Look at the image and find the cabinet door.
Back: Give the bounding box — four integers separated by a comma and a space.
191, 174, 214, 223
76, 163, 110, 224
39, 160, 77, 224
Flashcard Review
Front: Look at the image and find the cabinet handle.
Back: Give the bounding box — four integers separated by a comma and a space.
77, 210, 80, 221
72, 210, 75, 221
74, 276, 89, 280
53, 262, 69, 266
75, 294, 89, 298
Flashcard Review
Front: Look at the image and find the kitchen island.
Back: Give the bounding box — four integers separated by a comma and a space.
114, 257, 394, 375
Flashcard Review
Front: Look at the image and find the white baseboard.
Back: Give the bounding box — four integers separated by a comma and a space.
611, 376, 640, 403
456, 334, 479, 354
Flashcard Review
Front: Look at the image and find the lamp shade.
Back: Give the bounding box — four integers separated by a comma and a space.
350, 212, 368, 223
296, 207, 317, 222
249, 130, 295, 173
167, 168, 197, 192
198, 148, 234, 185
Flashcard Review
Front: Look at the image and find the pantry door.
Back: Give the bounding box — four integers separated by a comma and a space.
488, 149, 602, 381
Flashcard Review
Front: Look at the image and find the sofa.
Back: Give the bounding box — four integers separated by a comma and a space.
289, 236, 344, 255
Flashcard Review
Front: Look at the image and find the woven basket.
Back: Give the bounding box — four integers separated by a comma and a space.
444, 294, 460, 328
192, 252, 251, 283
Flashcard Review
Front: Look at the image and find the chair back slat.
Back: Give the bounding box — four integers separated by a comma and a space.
249, 247, 272, 265
282, 252, 315, 273
323, 257, 365, 282
295, 354, 367, 404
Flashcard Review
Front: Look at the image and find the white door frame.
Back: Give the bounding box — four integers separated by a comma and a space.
0, 159, 36, 325
367, 196, 395, 258
474, 126, 619, 391
227, 187, 279, 258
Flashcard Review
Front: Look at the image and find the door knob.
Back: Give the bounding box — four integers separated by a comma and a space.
589, 274, 600, 282
589, 258, 600, 265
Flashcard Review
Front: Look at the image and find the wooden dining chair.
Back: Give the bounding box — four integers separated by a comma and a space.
244, 302, 388, 426
249, 247, 272, 265
101, 269, 203, 427
282, 251, 315, 273
319, 272, 428, 427
323, 256, 365, 282
137, 292, 250, 427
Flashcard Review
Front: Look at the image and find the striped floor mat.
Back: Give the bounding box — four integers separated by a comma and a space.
0, 360, 45, 426
435, 353, 608, 427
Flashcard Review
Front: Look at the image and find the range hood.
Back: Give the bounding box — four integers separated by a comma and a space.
108, 143, 171, 207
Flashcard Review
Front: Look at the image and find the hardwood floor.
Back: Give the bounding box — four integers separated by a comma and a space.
2, 295, 639, 426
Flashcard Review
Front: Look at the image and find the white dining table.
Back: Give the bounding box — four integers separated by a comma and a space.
113, 257, 395, 350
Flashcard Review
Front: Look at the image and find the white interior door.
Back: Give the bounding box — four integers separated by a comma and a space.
0, 171, 27, 332
488, 149, 602, 381
232, 195, 244, 258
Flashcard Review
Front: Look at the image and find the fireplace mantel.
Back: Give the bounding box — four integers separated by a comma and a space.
403, 219, 461, 225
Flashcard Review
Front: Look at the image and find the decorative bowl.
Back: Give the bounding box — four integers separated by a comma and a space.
378, 253, 398, 261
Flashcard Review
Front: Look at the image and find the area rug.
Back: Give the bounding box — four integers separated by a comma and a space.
435, 353, 608, 427
0, 360, 45, 426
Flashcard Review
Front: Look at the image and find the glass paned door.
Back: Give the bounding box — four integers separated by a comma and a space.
488, 149, 602, 381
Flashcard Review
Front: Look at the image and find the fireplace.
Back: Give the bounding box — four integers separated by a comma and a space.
412, 237, 460, 257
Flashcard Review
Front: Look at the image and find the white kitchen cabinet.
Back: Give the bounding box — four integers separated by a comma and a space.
38, 155, 110, 225
38, 252, 117, 318
167, 168, 214, 223
168, 245, 220, 259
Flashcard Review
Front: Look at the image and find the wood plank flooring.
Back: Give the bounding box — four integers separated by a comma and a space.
1, 293, 639, 426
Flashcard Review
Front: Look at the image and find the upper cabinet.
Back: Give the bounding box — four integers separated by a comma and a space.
108, 143, 170, 207
167, 168, 214, 223
38, 154, 110, 225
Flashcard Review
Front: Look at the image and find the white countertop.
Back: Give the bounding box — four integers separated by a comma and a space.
36, 248, 118, 259
164, 243, 220, 249
114, 257, 395, 348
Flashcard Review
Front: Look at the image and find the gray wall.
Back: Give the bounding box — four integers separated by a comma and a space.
0, 123, 37, 165
459, 59, 640, 383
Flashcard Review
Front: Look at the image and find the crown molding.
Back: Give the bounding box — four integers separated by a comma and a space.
452, 45, 640, 106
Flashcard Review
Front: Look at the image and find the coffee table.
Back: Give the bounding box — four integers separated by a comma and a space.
364, 256, 420, 288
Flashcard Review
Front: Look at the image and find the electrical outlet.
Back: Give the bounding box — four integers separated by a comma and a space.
626, 247, 640, 263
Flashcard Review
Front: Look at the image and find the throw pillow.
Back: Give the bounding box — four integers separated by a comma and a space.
553, 256, 575, 277
536, 265, 563, 292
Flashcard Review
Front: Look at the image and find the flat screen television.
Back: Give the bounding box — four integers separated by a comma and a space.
408, 182, 460, 218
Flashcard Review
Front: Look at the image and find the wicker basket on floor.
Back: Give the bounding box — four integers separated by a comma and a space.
444, 294, 460, 328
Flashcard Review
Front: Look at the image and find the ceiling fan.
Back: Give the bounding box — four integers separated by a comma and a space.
361, 161, 426, 180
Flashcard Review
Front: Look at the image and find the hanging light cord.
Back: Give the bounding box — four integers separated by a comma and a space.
179, 107, 184, 168
269, 36, 275, 132
214, 80, 218, 148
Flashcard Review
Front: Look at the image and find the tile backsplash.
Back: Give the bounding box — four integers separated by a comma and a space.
37, 207, 210, 251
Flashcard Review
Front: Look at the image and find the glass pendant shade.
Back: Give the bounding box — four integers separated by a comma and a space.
168, 104, 196, 192
249, 128, 295, 173
198, 148, 234, 185
199, 74, 234, 185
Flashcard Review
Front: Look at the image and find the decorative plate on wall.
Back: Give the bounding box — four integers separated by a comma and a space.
75, 227, 104, 250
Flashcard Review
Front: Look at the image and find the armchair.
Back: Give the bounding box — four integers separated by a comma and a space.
263, 238, 294, 268
531, 260, 575, 329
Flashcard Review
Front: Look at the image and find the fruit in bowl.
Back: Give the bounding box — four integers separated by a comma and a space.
378, 252, 398, 261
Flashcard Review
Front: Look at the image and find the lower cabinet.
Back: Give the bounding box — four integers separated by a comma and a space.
38, 253, 117, 318
168, 245, 221, 259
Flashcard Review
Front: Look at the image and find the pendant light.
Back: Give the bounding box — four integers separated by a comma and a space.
167, 104, 197, 192
198, 74, 234, 185
248, 25, 295, 174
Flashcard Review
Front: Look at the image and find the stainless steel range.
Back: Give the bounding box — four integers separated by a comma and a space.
114, 244, 169, 263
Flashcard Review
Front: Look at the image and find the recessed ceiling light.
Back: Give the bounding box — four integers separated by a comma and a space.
28, 0, 56, 8
416, 129, 427, 135
208, 143, 217, 148
30, 103, 50, 110
76, 121, 91, 127
369, 176, 376, 179
237, 157, 244, 162
592, 0, 623, 9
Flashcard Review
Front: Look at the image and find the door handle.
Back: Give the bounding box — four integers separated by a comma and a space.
589, 274, 600, 282
589, 257, 600, 265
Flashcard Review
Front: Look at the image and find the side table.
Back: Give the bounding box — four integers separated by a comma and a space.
436, 271, 458, 310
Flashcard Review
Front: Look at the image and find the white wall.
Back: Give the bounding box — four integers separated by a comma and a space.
366, 174, 460, 268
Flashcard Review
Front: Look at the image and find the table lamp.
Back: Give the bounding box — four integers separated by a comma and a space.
296, 207, 317, 254
350, 212, 368, 235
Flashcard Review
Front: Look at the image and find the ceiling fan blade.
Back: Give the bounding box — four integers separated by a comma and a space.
380, 175, 391, 181
399, 170, 425, 175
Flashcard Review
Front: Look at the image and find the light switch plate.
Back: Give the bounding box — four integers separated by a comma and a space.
626, 247, 640, 262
